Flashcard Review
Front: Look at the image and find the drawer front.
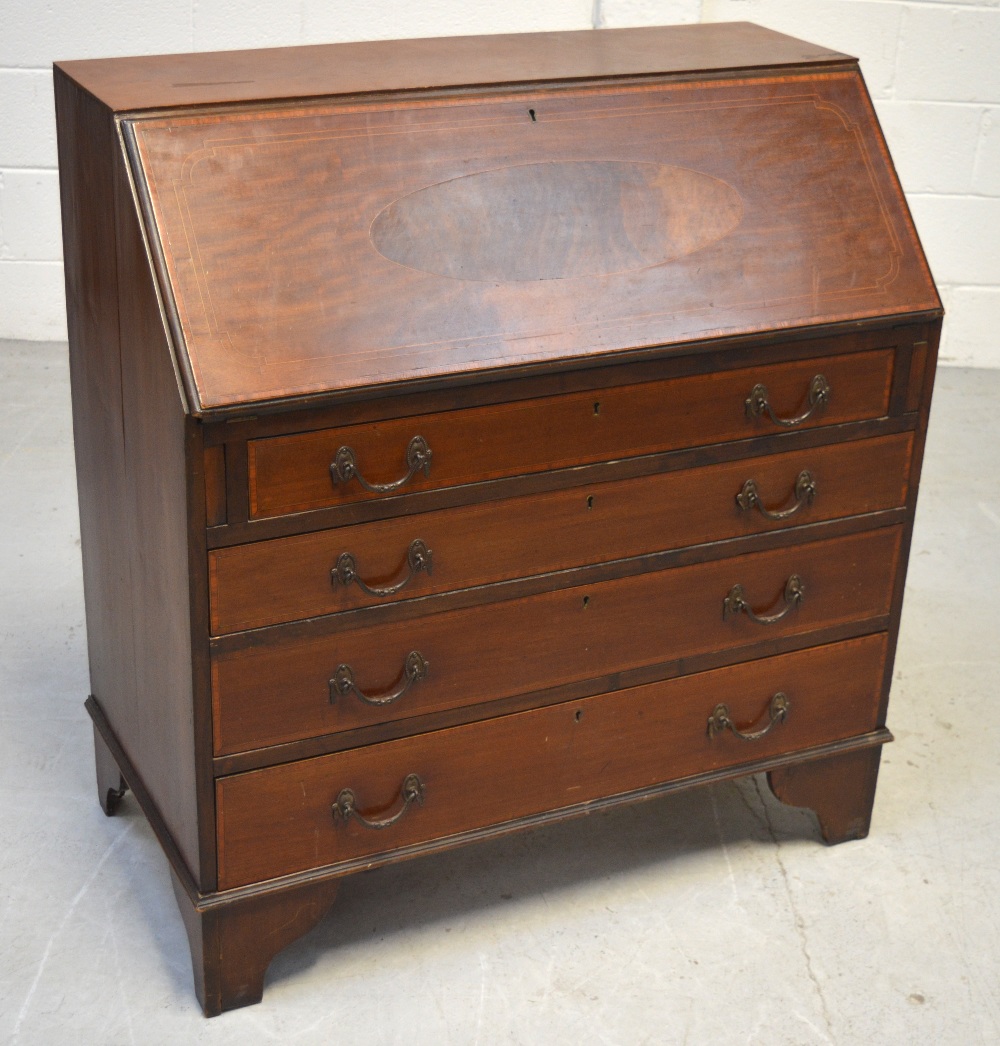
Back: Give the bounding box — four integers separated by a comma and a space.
214, 433, 911, 634
247, 349, 894, 518
211, 526, 901, 755
216, 633, 889, 889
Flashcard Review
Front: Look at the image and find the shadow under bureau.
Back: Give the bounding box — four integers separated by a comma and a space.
55, 22, 942, 1015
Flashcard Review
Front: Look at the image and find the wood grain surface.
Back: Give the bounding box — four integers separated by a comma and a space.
171, 869, 339, 1016
247, 349, 894, 518
57, 70, 212, 885
216, 633, 888, 888
211, 526, 901, 755
55, 23, 850, 112
114, 147, 212, 884
213, 432, 911, 633
768, 746, 883, 843
124, 71, 937, 413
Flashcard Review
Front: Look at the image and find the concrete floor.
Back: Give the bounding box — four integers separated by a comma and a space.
1, 340, 998, 1045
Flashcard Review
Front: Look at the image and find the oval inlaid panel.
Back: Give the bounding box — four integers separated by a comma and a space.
370, 160, 743, 282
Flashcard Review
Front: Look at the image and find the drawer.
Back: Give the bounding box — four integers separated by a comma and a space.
247, 349, 895, 518
213, 433, 912, 633
211, 526, 901, 755
216, 633, 889, 889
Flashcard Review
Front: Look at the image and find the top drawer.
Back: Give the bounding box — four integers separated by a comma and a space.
247, 349, 894, 519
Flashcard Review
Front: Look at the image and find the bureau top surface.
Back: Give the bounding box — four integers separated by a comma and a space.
74, 25, 941, 415
57, 23, 847, 112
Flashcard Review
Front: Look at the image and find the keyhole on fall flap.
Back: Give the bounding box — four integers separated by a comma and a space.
575, 709, 584, 723
593, 401, 601, 415
528, 108, 537, 122
582, 595, 590, 609
587, 495, 594, 510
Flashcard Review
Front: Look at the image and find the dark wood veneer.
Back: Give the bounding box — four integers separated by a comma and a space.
768, 746, 884, 843
216, 634, 888, 888
58, 24, 940, 1015
124, 73, 935, 413
212, 527, 901, 755
201, 323, 920, 440
57, 23, 850, 112
211, 415, 919, 546
247, 350, 894, 518
213, 434, 911, 633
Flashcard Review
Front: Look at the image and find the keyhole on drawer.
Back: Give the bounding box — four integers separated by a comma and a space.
528, 108, 537, 122
593, 401, 601, 415
582, 595, 590, 609
587, 495, 594, 510
575, 709, 583, 723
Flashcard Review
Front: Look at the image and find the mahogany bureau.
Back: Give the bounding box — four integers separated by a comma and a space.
55, 23, 941, 1015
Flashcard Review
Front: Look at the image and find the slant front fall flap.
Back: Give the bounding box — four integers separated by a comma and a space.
123, 70, 938, 413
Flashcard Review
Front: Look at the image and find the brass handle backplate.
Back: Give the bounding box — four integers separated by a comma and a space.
330, 650, 429, 706
332, 538, 433, 598
330, 435, 432, 493
724, 575, 805, 624
745, 374, 830, 427
737, 470, 817, 521
332, 773, 425, 831
708, 692, 790, 741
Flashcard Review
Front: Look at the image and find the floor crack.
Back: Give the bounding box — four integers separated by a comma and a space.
753, 777, 835, 1043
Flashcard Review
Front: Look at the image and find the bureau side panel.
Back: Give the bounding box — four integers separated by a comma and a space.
57, 69, 208, 887
113, 147, 210, 887
54, 72, 137, 797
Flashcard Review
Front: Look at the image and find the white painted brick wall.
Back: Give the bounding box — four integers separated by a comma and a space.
312, 1, 594, 41
894, 6, 1000, 102
2, 0, 997, 367
0, 171, 63, 262
600, 0, 703, 26
0, 260, 67, 341
975, 110, 1000, 194
873, 102, 986, 194
0, 71, 58, 168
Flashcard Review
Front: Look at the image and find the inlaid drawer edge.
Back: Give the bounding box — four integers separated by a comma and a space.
212, 527, 901, 757
202, 323, 920, 445
212, 433, 914, 634
211, 621, 893, 776
213, 729, 893, 898
211, 414, 919, 543
215, 633, 891, 888
211, 510, 908, 647
247, 349, 895, 520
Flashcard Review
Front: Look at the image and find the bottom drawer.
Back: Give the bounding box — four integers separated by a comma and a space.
216, 633, 888, 889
